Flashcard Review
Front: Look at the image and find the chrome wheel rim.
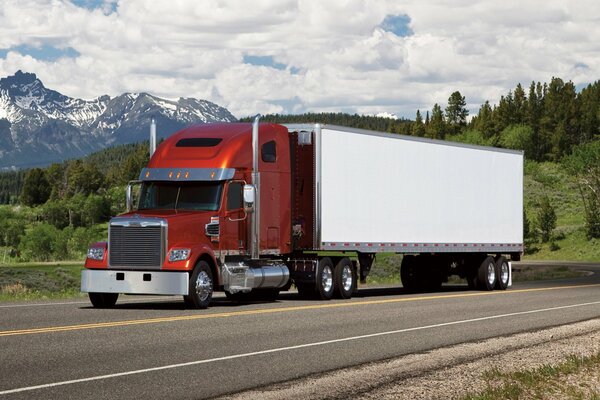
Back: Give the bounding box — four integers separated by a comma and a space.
487, 262, 496, 286
500, 262, 509, 285
321, 265, 333, 293
341, 265, 353, 292
195, 271, 212, 302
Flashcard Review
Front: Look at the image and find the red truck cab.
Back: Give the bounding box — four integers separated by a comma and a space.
82, 121, 296, 308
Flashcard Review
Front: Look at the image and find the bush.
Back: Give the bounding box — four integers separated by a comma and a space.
67, 225, 106, 258
40, 200, 70, 229
19, 223, 60, 261
499, 124, 534, 158
537, 196, 557, 243
585, 197, 600, 239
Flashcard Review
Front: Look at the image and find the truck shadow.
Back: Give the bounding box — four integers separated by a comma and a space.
89, 284, 473, 310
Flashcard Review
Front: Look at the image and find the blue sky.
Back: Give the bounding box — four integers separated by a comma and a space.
0, 0, 598, 118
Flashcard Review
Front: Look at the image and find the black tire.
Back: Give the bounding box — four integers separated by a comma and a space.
89, 292, 118, 308
401, 256, 420, 292
315, 257, 334, 300
476, 256, 497, 291
333, 257, 355, 299
184, 261, 213, 309
495, 256, 510, 290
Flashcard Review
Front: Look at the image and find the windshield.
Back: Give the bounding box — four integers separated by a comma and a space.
138, 181, 224, 211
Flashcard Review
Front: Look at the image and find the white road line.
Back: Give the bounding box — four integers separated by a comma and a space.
2, 300, 600, 396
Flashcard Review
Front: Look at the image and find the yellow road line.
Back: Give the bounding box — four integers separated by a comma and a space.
2, 283, 599, 337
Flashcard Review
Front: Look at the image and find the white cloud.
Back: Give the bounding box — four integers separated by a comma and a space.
1, 0, 599, 119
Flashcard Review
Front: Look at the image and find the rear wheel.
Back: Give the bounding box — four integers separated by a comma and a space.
184, 261, 213, 309
89, 292, 118, 308
333, 258, 355, 299
495, 256, 510, 290
316, 257, 334, 300
476, 256, 496, 291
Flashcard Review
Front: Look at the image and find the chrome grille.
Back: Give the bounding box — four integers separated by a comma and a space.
109, 219, 166, 269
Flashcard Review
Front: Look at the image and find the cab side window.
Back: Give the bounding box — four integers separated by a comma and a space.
262, 140, 276, 163
227, 182, 243, 210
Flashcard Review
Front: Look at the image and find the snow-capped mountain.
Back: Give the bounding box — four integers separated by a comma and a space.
0, 71, 236, 169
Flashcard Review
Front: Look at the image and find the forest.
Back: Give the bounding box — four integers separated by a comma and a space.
0, 76, 599, 262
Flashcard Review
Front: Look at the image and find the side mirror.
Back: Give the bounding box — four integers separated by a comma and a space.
126, 180, 142, 212
243, 184, 255, 205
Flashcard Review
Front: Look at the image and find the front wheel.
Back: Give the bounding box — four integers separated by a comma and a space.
184, 261, 213, 309
89, 292, 118, 308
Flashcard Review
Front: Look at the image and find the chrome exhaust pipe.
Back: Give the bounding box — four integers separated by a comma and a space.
251, 114, 261, 259
150, 117, 157, 157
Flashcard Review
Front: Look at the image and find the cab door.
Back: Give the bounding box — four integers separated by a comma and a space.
220, 181, 247, 253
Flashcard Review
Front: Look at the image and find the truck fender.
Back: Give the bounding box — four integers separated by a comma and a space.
188, 245, 221, 287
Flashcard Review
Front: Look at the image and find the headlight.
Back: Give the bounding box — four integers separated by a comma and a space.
87, 247, 105, 261
169, 249, 191, 262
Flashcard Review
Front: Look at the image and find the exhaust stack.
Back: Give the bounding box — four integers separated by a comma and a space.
251, 114, 261, 259
150, 117, 157, 157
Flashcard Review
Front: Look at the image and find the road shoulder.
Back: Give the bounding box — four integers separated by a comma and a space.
218, 318, 600, 400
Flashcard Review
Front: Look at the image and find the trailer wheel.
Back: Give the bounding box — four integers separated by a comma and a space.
89, 292, 118, 308
495, 256, 510, 290
184, 261, 213, 309
334, 257, 355, 299
316, 257, 335, 300
476, 256, 496, 291
401, 256, 420, 292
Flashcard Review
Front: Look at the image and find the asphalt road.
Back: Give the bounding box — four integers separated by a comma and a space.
1, 262, 599, 399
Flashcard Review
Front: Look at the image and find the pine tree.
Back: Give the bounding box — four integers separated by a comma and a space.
473, 101, 494, 138
427, 104, 445, 139
21, 168, 51, 206
412, 110, 425, 137
445, 91, 468, 135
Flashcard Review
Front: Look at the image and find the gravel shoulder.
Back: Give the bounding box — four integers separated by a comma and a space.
218, 318, 600, 400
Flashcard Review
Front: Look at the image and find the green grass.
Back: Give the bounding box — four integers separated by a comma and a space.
0, 262, 84, 301
523, 161, 600, 262
464, 352, 600, 399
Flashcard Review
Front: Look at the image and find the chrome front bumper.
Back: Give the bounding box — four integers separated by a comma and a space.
81, 269, 189, 295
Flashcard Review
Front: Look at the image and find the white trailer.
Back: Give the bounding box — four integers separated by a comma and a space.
286, 124, 523, 293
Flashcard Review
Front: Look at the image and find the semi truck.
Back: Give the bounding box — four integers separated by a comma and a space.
81, 116, 524, 308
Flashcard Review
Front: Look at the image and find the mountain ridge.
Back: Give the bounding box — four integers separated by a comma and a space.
0, 71, 236, 169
